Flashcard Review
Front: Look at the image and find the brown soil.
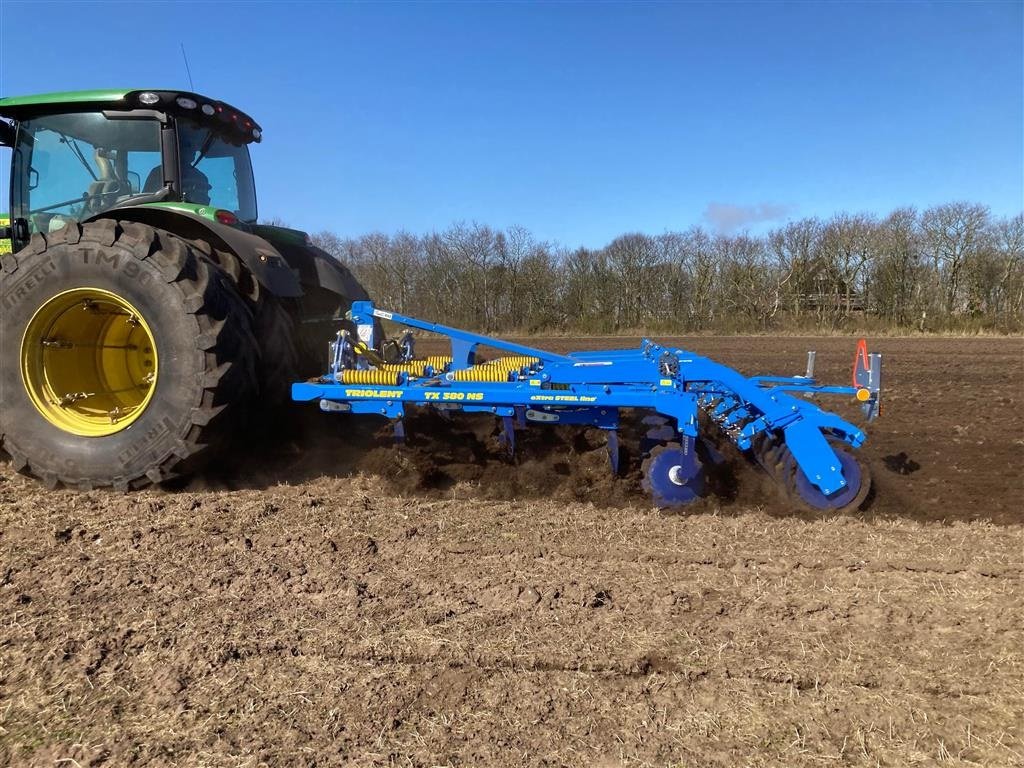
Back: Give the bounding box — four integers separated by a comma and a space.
1, 335, 1022, 766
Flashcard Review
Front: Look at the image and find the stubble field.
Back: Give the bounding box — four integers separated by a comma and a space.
1, 335, 1021, 766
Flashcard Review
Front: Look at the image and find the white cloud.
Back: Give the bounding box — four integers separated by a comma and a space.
702, 202, 793, 234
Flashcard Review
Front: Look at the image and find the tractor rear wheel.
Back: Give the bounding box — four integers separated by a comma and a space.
0, 219, 257, 489
205, 244, 300, 402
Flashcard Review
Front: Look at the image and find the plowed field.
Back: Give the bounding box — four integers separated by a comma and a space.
2, 335, 1021, 767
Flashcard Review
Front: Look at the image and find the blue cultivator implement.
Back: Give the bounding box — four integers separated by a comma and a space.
292, 302, 882, 512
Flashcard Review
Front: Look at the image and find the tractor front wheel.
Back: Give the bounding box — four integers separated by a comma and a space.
0, 219, 257, 489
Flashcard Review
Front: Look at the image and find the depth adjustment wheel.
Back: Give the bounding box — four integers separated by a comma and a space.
641, 439, 704, 508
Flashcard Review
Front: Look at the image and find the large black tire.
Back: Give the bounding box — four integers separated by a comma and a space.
0, 219, 258, 490
204, 245, 300, 402
287, 287, 346, 379
252, 293, 301, 400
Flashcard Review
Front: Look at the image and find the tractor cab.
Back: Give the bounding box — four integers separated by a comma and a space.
0, 89, 261, 252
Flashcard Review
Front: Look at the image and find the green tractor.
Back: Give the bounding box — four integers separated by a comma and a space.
0, 89, 376, 489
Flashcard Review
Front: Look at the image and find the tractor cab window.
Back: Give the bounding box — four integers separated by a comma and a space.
12, 112, 162, 235
174, 118, 257, 222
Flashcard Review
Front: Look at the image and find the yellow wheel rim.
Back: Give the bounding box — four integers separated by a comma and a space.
21, 288, 159, 437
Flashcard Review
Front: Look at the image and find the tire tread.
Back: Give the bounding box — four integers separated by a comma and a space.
1, 220, 259, 490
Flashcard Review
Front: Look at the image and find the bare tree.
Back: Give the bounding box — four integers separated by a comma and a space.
604, 234, 660, 328
303, 201, 1020, 335
818, 213, 877, 322
993, 214, 1024, 320
869, 208, 922, 325
716, 234, 780, 329
920, 202, 991, 316
767, 218, 822, 318
677, 227, 717, 329
561, 247, 617, 332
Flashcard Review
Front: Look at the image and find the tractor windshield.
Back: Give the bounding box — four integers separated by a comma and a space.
11, 112, 258, 236
173, 118, 257, 222
12, 112, 162, 235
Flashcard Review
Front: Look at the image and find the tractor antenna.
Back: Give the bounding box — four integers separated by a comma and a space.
180, 43, 195, 91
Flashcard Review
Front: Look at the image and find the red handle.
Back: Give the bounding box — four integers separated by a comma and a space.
852, 339, 870, 387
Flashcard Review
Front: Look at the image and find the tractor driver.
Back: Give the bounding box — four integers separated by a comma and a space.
143, 126, 212, 205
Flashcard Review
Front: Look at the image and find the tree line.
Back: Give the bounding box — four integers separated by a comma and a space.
311, 202, 1023, 334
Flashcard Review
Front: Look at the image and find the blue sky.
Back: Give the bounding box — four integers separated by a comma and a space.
1, 1, 1021, 247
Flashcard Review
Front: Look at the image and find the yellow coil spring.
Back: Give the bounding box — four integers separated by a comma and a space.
448, 366, 513, 382
339, 369, 401, 386
486, 356, 540, 367
379, 363, 428, 377
422, 356, 453, 370
482, 356, 540, 371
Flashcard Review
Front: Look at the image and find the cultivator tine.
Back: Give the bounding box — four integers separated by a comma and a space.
606, 429, 620, 475
514, 406, 527, 429
499, 415, 516, 458
393, 419, 406, 443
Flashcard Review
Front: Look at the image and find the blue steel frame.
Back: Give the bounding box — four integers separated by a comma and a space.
292, 302, 882, 500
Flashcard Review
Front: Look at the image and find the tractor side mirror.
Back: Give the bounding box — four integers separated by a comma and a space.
28, 167, 39, 190
2, 218, 29, 243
